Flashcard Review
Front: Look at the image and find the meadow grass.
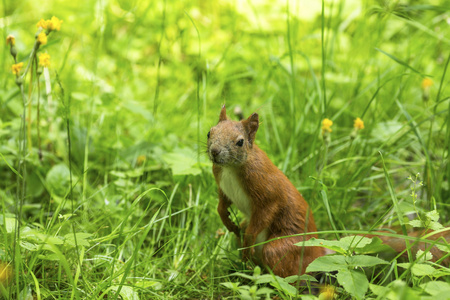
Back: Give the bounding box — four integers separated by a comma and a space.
0, 0, 449, 299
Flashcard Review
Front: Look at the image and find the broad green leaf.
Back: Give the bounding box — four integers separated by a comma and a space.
255, 287, 274, 295
425, 210, 440, 222
299, 238, 348, 253
270, 278, 297, 296
162, 150, 202, 176
284, 274, 317, 283
46, 163, 74, 197
20, 241, 38, 251
369, 282, 422, 300
110, 285, 139, 300
416, 249, 433, 262
37, 253, 60, 261
336, 268, 368, 300
398, 263, 437, 276
345, 255, 388, 268
306, 255, 347, 272
369, 283, 390, 297
35, 233, 64, 245
356, 236, 396, 254
231, 272, 255, 280
220, 282, 240, 290
420, 281, 450, 296
300, 236, 373, 254
64, 233, 93, 247
306, 254, 387, 273
429, 221, 444, 231
4, 217, 16, 233
409, 219, 423, 228
254, 274, 277, 284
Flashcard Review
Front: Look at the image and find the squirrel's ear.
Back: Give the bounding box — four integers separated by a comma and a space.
242, 113, 259, 145
219, 105, 228, 122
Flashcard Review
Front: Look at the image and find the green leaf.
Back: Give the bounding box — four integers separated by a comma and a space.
369, 283, 390, 297
3, 217, 16, 233
429, 221, 444, 231
269, 278, 297, 296
336, 268, 368, 300
20, 241, 38, 251
162, 149, 202, 176
300, 236, 373, 254
356, 237, 396, 254
420, 281, 450, 296
306, 255, 347, 272
255, 287, 274, 295
110, 285, 139, 300
409, 219, 423, 228
64, 233, 93, 247
299, 238, 347, 254
254, 274, 277, 284
416, 249, 433, 263
284, 274, 317, 283
425, 210, 440, 222
37, 253, 60, 261
220, 282, 240, 291
46, 163, 75, 197
345, 255, 388, 268
398, 263, 437, 276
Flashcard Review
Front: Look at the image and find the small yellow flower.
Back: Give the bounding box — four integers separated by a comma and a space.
0, 261, 13, 286
36, 19, 48, 29
37, 32, 47, 45
11, 62, 24, 75
354, 117, 364, 130
322, 118, 333, 133
38, 53, 51, 67
47, 16, 63, 31
421, 78, 433, 90
6, 34, 15, 46
136, 155, 146, 165
319, 285, 336, 300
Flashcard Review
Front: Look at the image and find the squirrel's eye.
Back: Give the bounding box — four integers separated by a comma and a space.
207, 131, 211, 139
236, 139, 244, 147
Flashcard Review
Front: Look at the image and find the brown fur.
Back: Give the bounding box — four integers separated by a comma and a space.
208, 106, 324, 277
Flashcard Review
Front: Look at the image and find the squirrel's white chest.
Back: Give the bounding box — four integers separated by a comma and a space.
219, 168, 252, 217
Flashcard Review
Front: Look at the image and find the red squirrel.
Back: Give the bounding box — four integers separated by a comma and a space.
207, 105, 325, 277
207, 106, 449, 277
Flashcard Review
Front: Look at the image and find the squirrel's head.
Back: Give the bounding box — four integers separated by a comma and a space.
207, 105, 259, 166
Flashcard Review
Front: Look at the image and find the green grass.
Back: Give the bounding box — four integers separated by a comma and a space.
1, 0, 449, 299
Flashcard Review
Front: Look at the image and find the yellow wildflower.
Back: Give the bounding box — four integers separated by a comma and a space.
47, 16, 63, 31
38, 53, 51, 67
322, 118, 333, 133
0, 261, 13, 286
36, 19, 48, 29
6, 34, 15, 46
37, 32, 47, 45
354, 117, 364, 130
319, 285, 336, 300
421, 78, 433, 90
136, 155, 146, 165
11, 62, 24, 75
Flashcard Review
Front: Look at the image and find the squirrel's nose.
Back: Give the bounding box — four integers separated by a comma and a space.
210, 147, 221, 157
